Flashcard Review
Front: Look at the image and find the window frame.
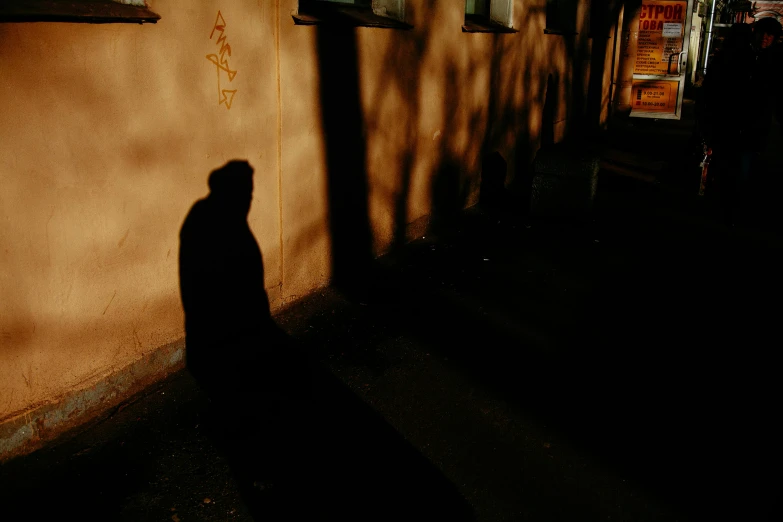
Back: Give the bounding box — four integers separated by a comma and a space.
463, 0, 517, 34
294, 0, 411, 29
0, 0, 160, 24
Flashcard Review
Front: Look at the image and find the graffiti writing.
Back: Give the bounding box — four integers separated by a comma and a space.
206, 11, 237, 110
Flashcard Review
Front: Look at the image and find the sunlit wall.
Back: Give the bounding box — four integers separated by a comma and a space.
0, 0, 615, 455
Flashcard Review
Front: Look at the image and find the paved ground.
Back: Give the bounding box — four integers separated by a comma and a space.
2, 111, 781, 521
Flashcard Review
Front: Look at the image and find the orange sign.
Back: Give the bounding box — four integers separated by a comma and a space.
632, 80, 678, 113
634, 0, 687, 75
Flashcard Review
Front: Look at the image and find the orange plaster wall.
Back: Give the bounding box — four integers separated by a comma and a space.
1, 0, 610, 436
0, 0, 281, 421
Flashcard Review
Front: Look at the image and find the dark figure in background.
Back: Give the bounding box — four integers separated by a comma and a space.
701, 18, 783, 225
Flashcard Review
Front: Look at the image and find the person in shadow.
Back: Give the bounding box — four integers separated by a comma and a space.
700, 18, 783, 226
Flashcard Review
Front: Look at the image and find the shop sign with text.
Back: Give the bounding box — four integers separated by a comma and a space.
634, 0, 687, 75
632, 80, 679, 113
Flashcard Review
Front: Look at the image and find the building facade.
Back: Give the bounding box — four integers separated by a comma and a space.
0, 0, 619, 459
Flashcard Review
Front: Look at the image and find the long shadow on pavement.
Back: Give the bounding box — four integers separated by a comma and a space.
322, 188, 781, 522
0, 160, 473, 522
0, 365, 474, 521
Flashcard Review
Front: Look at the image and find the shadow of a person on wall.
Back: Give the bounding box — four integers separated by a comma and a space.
179, 160, 473, 521
180, 160, 305, 405
179, 160, 288, 393
179, 160, 313, 516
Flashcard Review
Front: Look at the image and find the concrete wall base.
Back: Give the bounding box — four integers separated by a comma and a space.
0, 340, 185, 463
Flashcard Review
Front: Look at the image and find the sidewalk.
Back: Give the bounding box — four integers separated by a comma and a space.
2, 119, 780, 521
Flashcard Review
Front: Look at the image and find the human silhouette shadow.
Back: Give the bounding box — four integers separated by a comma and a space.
179, 160, 288, 397
179, 161, 473, 521
179, 161, 273, 382
179, 160, 309, 514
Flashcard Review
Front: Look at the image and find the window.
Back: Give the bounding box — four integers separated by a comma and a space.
294, 0, 411, 29
466, 0, 490, 17
463, 0, 516, 33
0, 0, 160, 23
